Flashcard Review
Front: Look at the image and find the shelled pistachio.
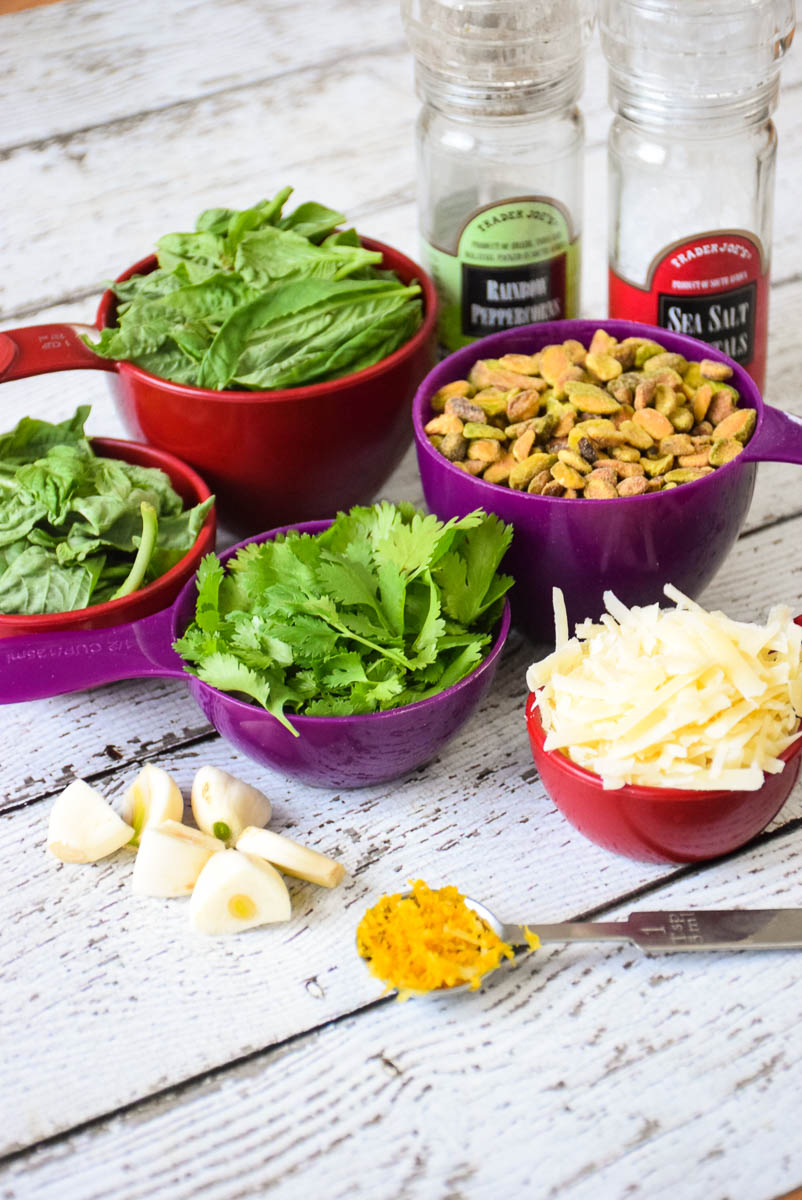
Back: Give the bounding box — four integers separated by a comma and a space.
425, 332, 753, 498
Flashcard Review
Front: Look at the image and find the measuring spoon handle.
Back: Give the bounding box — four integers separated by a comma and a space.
504, 909, 802, 954
0, 608, 184, 704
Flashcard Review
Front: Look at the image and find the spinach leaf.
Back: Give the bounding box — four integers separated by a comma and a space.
0, 546, 105, 615
0, 405, 90, 465
0, 408, 214, 616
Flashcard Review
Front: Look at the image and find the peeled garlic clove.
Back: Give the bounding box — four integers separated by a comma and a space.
121, 762, 184, 847
236, 826, 345, 889
189, 849, 291, 935
132, 820, 223, 897
47, 779, 134, 863
190, 765, 271, 846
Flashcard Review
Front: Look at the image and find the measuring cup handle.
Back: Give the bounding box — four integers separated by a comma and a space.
0, 324, 116, 383
0, 608, 185, 705
741, 403, 802, 465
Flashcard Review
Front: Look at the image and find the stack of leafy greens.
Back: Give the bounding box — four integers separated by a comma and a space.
0, 407, 213, 615
174, 503, 514, 734
89, 189, 424, 390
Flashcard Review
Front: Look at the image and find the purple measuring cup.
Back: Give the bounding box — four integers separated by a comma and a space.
413, 318, 802, 641
0, 521, 511, 789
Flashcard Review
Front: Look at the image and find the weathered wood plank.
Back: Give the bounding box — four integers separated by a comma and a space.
0, 0, 411, 149
0, 50, 419, 320
3, 0, 800, 153
3, 827, 802, 1199
0, 0, 607, 155
1, 14, 800, 321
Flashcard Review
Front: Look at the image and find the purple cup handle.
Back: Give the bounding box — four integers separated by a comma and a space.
0, 607, 185, 704
740, 402, 802, 465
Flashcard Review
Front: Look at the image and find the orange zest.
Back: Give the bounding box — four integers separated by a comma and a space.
356, 879, 517, 997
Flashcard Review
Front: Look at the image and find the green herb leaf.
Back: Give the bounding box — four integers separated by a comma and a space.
0, 405, 90, 464
0, 408, 213, 616
174, 504, 513, 731
0, 545, 105, 615
433, 513, 515, 625
86, 193, 423, 390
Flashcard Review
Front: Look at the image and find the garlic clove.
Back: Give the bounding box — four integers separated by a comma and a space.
190, 765, 271, 846
121, 762, 183, 847
132, 820, 223, 897
189, 849, 291, 935
47, 779, 135, 863
236, 826, 346, 889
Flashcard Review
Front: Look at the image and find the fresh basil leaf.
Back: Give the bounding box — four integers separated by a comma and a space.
0, 490, 47, 548
85, 194, 423, 389
322, 228, 362, 248
234, 226, 381, 286
277, 201, 345, 242
124, 344, 203, 386
155, 231, 226, 275
199, 189, 293, 241
223, 284, 422, 390
196, 276, 409, 390
15, 445, 94, 525
112, 267, 189, 307
236, 295, 421, 390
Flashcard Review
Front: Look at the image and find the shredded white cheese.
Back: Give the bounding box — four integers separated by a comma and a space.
526, 586, 802, 790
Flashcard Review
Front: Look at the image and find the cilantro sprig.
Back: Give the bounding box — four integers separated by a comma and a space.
174, 503, 514, 735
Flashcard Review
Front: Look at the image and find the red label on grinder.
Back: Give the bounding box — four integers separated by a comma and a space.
609, 230, 768, 390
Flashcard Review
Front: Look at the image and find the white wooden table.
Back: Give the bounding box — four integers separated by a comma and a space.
2, 3, 802, 1197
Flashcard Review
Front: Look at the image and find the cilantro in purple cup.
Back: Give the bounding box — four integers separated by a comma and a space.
173, 503, 513, 734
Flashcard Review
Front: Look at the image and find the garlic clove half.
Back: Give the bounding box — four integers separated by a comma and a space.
47, 779, 135, 863
190, 765, 271, 846
121, 762, 184, 847
236, 826, 346, 889
132, 820, 223, 897
189, 849, 291, 935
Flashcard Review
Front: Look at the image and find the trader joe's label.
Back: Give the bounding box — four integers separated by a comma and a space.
609, 230, 768, 389
422, 197, 579, 351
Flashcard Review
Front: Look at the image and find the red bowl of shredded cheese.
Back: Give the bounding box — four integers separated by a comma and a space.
526, 696, 802, 864
524, 589, 802, 864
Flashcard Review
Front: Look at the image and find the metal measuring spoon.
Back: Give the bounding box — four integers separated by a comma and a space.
360, 898, 802, 997
470, 899, 802, 956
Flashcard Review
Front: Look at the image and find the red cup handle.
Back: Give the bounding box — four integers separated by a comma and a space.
741, 401, 802, 466
0, 324, 117, 382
